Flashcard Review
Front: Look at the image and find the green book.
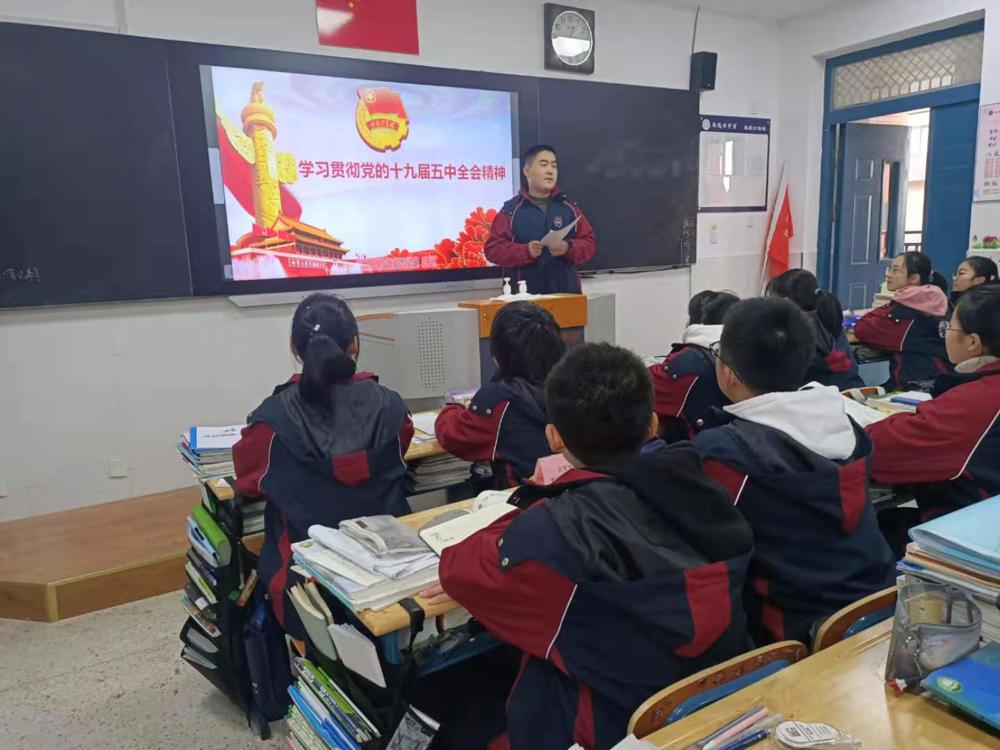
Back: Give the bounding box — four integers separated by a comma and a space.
192, 504, 232, 566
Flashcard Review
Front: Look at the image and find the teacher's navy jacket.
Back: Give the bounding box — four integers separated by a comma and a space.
485, 187, 596, 294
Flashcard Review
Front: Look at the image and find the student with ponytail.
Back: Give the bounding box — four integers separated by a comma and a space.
951, 256, 999, 307
766, 269, 863, 390
854, 251, 951, 390
868, 285, 1000, 521
233, 293, 414, 639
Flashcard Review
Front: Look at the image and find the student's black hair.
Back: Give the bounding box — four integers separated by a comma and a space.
955, 284, 1000, 357
522, 144, 557, 167
490, 301, 565, 384
688, 290, 740, 326
765, 268, 844, 339
899, 251, 948, 295
961, 256, 1000, 284
545, 342, 652, 466
720, 297, 816, 393
291, 293, 359, 412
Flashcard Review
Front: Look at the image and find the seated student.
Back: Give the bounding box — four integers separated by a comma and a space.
233, 294, 413, 639
434, 342, 754, 750
868, 285, 1000, 522
695, 298, 895, 646
951, 256, 998, 308
854, 251, 951, 390
649, 290, 739, 441
435, 302, 565, 488
766, 269, 863, 391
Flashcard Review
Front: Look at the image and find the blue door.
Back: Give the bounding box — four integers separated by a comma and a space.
834, 123, 910, 310
923, 100, 978, 278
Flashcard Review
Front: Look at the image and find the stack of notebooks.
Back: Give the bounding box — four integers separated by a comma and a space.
292, 516, 439, 613
405, 454, 474, 494
177, 425, 242, 481
899, 496, 1000, 644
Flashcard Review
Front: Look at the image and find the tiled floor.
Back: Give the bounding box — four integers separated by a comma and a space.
0, 592, 285, 750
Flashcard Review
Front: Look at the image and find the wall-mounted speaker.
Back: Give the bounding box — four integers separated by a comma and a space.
690, 51, 718, 91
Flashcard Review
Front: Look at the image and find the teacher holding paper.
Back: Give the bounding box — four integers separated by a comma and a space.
485, 144, 597, 294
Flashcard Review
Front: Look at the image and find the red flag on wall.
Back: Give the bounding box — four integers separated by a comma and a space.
764, 166, 793, 279
316, 0, 419, 55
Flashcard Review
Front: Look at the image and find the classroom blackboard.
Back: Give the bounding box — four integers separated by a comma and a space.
538, 78, 700, 272
0, 23, 700, 309
0, 25, 192, 308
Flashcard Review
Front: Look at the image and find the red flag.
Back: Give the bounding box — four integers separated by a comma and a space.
215, 118, 302, 222
765, 168, 793, 279
316, 0, 419, 55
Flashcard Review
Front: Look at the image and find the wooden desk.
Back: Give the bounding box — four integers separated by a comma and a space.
405, 437, 445, 462
354, 499, 473, 638
458, 294, 587, 338
647, 620, 998, 749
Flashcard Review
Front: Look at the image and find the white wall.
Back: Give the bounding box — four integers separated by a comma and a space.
778, 0, 999, 275
0, 0, 783, 520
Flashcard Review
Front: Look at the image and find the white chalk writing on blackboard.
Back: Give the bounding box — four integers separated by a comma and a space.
1, 267, 41, 283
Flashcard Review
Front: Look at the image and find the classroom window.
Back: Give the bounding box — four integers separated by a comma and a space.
831, 31, 983, 110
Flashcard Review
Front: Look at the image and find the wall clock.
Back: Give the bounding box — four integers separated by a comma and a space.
544, 4, 595, 74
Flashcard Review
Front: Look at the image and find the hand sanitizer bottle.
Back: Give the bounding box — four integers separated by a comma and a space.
518, 279, 529, 297
501, 277, 512, 297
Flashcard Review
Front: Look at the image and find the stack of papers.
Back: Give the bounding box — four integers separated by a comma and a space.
410, 410, 439, 445
898, 496, 1000, 643
292, 521, 438, 612
406, 453, 473, 494
177, 425, 242, 480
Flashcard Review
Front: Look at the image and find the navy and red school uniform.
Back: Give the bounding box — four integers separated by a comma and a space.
853, 286, 951, 390
484, 187, 596, 294
695, 389, 895, 645
233, 373, 413, 640
867, 359, 1000, 521
435, 377, 551, 489
439, 441, 754, 750
649, 324, 729, 442
806, 314, 864, 391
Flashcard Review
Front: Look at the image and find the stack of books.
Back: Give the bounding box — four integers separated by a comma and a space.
291, 517, 439, 612
177, 425, 242, 481
899, 497, 1000, 644
405, 453, 475, 494
286, 656, 381, 750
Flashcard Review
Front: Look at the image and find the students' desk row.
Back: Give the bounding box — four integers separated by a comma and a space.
348, 488, 910, 662
647, 619, 998, 749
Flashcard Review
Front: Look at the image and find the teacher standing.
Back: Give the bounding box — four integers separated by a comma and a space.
485, 144, 597, 294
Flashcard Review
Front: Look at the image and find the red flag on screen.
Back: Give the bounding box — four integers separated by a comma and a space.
765, 167, 793, 279
316, 0, 419, 55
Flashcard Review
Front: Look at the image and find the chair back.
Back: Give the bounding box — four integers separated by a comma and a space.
628, 640, 808, 739
812, 586, 897, 652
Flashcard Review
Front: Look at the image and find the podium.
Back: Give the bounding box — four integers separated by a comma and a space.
458, 294, 588, 384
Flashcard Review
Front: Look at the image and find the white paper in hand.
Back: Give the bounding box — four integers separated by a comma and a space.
540, 216, 580, 249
